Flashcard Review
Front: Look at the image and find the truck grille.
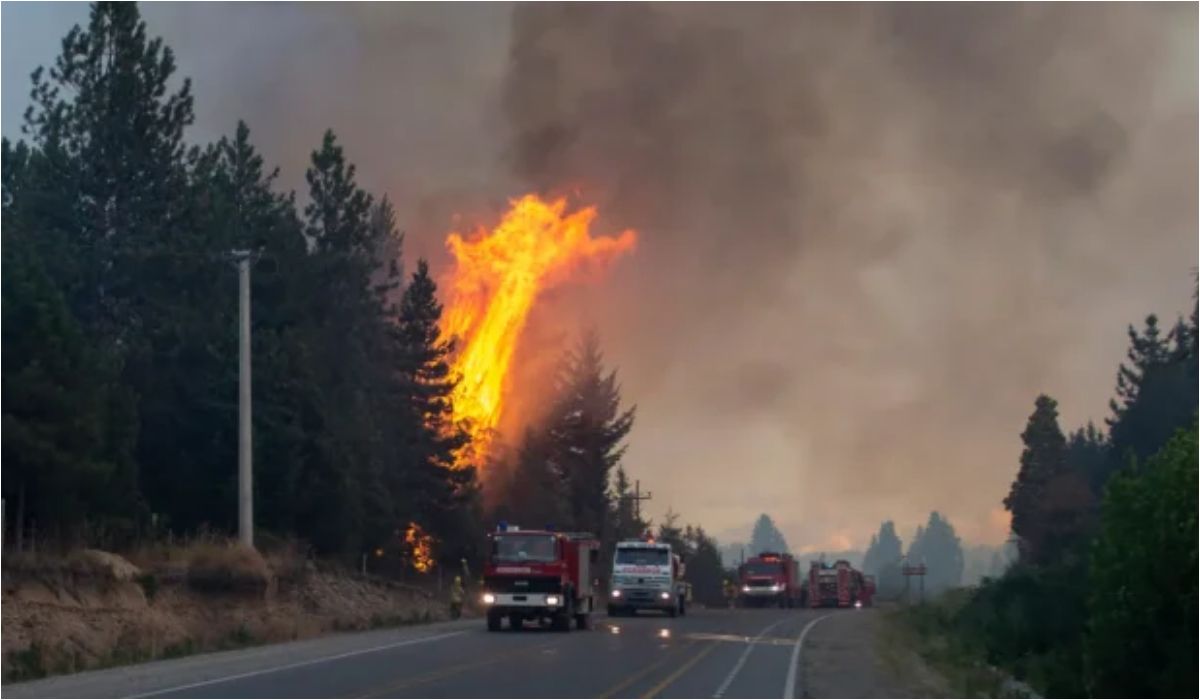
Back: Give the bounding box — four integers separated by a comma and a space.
485, 575, 561, 594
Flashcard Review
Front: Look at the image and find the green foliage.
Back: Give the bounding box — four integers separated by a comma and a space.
1005, 395, 1096, 566
1106, 314, 1198, 469
1, 3, 481, 567
1085, 426, 1198, 698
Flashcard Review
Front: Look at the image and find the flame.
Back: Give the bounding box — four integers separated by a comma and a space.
440, 194, 636, 467
405, 522, 435, 573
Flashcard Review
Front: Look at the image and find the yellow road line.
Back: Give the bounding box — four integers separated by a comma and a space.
640, 642, 718, 699
597, 642, 698, 699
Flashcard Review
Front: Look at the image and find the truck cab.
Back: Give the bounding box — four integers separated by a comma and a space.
738, 552, 802, 608
608, 539, 689, 617
480, 525, 599, 632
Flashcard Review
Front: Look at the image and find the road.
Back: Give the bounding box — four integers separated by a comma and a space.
3, 607, 931, 699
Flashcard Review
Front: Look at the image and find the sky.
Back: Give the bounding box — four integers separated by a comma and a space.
3, 2, 1196, 553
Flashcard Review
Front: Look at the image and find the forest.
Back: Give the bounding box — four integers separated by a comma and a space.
1, 3, 717, 584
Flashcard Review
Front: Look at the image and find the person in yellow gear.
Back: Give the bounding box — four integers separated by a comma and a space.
723, 579, 737, 608
449, 575, 465, 619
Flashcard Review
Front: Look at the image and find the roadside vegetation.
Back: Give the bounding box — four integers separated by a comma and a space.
887, 292, 1198, 698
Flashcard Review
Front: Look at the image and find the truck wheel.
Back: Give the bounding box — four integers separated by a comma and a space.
667, 601, 678, 618
509, 614, 523, 631
487, 610, 502, 632
607, 605, 619, 617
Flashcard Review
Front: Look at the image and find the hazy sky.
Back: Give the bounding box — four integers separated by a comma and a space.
3, 3, 1196, 552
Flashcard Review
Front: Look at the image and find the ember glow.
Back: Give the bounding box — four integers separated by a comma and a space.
440, 194, 637, 467
405, 522, 435, 573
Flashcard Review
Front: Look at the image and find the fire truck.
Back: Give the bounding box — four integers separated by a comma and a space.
807, 559, 873, 608
480, 525, 600, 631
737, 552, 804, 608
607, 537, 690, 617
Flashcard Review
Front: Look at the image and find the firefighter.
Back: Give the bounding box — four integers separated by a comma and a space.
449, 575, 465, 619
723, 579, 737, 608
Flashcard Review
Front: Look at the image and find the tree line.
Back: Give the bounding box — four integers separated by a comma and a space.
2, 3, 731, 587
904, 288, 1197, 697
2, 2, 482, 566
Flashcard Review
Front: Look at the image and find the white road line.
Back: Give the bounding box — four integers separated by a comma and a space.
128, 630, 466, 698
712, 616, 796, 698
783, 613, 836, 699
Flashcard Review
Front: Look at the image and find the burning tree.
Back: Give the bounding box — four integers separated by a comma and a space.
439, 195, 636, 469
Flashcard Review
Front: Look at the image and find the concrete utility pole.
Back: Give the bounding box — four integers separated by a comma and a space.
630, 480, 653, 524
233, 251, 254, 548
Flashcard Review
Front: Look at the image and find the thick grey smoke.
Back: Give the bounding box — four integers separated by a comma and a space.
496, 3, 1196, 548
3, 3, 1194, 550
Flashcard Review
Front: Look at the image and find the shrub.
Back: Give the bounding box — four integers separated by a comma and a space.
186, 543, 271, 594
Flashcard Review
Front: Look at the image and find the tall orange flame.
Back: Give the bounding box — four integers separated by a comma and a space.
440, 194, 636, 468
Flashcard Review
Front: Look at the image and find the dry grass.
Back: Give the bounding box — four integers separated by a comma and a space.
185, 543, 272, 595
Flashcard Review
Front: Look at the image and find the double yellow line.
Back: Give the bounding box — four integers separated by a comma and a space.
597, 641, 719, 699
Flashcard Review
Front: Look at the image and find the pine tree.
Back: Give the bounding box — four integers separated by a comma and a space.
1005, 395, 1095, 566
749, 513, 790, 554
1065, 422, 1110, 497
544, 331, 635, 536
906, 512, 963, 594
862, 520, 904, 597
394, 259, 478, 556
1, 215, 139, 542
23, 1, 194, 339
1107, 314, 1196, 469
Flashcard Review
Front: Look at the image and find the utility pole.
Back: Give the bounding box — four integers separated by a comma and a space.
630, 480, 653, 524
233, 251, 254, 548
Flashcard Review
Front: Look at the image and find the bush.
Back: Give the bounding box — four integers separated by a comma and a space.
186, 543, 272, 594
1086, 426, 1198, 698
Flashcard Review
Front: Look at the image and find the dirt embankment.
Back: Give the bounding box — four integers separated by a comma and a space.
1, 545, 450, 682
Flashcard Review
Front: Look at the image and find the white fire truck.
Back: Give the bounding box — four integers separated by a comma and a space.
607, 537, 690, 617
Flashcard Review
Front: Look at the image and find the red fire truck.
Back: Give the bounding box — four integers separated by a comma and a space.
481, 525, 600, 632
737, 552, 804, 608
807, 559, 873, 608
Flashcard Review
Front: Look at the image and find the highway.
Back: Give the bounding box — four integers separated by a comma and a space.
3, 607, 917, 699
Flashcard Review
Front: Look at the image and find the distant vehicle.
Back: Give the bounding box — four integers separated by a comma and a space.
737, 551, 804, 608
608, 536, 689, 617
807, 559, 872, 608
480, 525, 600, 631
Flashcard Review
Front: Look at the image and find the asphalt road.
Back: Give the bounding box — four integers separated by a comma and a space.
3, 607, 910, 699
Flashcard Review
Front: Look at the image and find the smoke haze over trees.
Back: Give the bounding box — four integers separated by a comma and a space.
3, 2, 1193, 552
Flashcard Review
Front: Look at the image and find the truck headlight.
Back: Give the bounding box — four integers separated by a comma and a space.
611, 589, 622, 598
771, 584, 782, 592
545, 595, 560, 606
482, 593, 496, 605
660, 591, 670, 600
741, 585, 750, 593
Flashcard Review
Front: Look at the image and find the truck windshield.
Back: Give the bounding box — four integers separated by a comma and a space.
615, 548, 668, 566
493, 534, 558, 562
743, 562, 784, 576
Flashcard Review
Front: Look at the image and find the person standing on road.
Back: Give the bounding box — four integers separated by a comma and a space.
723, 579, 737, 608
449, 575, 465, 619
